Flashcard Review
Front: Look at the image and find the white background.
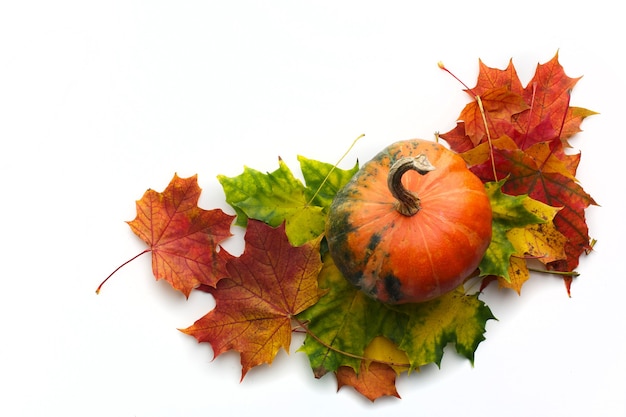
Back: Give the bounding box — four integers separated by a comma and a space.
1, 1, 624, 416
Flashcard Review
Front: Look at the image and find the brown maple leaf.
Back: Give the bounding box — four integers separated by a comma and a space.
124, 174, 234, 297
180, 220, 323, 379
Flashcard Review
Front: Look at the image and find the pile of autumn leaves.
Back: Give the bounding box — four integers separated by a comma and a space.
103, 53, 595, 401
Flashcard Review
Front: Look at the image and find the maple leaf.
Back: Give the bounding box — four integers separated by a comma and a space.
336, 362, 399, 402
468, 137, 596, 274
180, 220, 323, 379
218, 156, 358, 246
508, 196, 567, 260
440, 53, 597, 290
472, 58, 525, 96
336, 363, 400, 402
122, 174, 234, 297
480, 181, 551, 278
297, 253, 409, 376
395, 288, 495, 368
518, 53, 583, 147
479, 180, 567, 293
298, 155, 360, 209
298, 254, 494, 377
335, 336, 409, 401
459, 86, 529, 146
442, 52, 596, 153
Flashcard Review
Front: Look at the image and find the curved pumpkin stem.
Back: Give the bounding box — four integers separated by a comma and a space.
388, 155, 435, 216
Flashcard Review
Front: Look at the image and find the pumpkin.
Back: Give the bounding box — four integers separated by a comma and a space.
325, 139, 492, 304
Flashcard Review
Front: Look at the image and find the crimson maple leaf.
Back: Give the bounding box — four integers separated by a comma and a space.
443, 53, 595, 152
124, 174, 234, 297
180, 220, 323, 379
440, 52, 597, 291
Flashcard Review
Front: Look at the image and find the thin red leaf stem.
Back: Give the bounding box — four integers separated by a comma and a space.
438, 62, 476, 95
95, 249, 151, 294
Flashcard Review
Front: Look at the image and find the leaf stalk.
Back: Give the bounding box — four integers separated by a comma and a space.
306, 133, 365, 206
95, 249, 151, 294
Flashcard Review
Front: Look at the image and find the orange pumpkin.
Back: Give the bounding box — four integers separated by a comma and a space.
325, 139, 492, 304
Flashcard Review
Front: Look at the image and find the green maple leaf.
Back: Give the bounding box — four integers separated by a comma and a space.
395, 289, 495, 367
480, 180, 548, 280
297, 253, 408, 377
298, 254, 494, 376
218, 157, 358, 246
298, 155, 359, 208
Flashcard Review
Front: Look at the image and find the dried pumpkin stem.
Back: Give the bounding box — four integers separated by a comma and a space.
388, 155, 435, 216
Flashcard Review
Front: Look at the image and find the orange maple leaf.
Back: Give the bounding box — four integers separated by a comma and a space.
471, 58, 524, 96
125, 174, 234, 297
335, 336, 407, 401
336, 362, 400, 402
180, 220, 323, 379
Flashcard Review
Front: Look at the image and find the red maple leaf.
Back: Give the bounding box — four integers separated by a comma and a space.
180, 220, 323, 379
117, 174, 235, 297
440, 52, 597, 291
470, 137, 596, 272
443, 52, 595, 152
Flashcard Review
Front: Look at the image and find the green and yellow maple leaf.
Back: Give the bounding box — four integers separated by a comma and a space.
297, 254, 494, 377
297, 253, 407, 376
480, 180, 547, 279
479, 180, 567, 293
395, 288, 495, 367
500, 197, 567, 293
218, 157, 358, 246
479, 179, 567, 293
298, 155, 359, 208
